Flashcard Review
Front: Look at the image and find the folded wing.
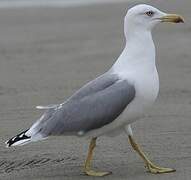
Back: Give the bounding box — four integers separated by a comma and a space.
27, 72, 135, 137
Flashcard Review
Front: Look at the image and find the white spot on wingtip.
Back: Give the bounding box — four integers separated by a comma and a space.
5, 140, 10, 148
11, 137, 16, 142
5, 141, 9, 148
19, 134, 24, 138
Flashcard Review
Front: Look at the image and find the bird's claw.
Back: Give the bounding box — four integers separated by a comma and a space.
84, 169, 112, 177
145, 163, 176, 174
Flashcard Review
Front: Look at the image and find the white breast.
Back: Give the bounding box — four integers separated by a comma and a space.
87, 28, 159, 137
134, 67, 159, 108
117, 66, 159, 125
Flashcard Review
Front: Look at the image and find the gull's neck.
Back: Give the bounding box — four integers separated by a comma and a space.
112, 28, 156, 74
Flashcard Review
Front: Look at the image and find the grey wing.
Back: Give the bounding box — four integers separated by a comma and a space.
68, 71, 120, 101
35, 72, 118, 110
31, 73, 135, 136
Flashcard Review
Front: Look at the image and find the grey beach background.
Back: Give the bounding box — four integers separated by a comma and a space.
0, 0, 191, 179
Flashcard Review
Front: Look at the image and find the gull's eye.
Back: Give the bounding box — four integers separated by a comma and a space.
145, 11, 154, 17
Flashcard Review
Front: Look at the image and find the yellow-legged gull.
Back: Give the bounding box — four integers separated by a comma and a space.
6, 4, 184, 177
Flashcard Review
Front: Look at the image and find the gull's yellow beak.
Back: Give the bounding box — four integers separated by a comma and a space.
159, 14, 184, 23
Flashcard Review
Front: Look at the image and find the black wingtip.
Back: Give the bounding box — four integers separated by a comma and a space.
5, 129, 30, 147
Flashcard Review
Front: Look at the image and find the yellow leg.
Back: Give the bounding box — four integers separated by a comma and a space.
83, 137, 111, 177
128, 135, 176, 174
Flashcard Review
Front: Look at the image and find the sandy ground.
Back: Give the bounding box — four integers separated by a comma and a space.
0, 0, 191, 179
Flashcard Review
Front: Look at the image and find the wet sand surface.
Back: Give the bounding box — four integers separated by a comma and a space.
0, 0, 191, 179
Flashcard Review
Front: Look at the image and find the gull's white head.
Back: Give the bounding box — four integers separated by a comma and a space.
125, 4, 184, 33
